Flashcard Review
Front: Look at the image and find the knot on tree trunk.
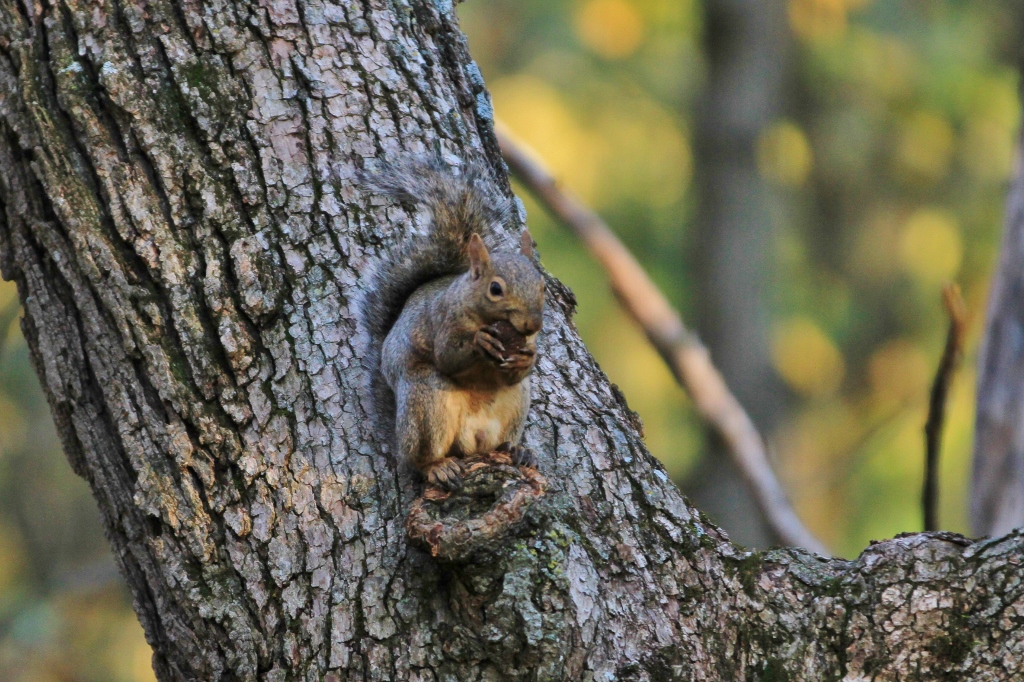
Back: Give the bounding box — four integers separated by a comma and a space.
405, 451, 548, 562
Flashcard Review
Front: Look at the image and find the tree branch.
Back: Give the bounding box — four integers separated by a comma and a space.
923, 283, 967, 531
497, 125, 828, 556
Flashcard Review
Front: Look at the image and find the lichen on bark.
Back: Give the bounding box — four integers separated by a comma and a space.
1, 0, 1023, 680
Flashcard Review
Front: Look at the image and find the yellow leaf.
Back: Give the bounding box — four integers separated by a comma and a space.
772, 317, 846, 397
491, 76, 603, 202
899, 208, 962, 288
789, 0, 847, 43
575, 0, 646, 59
867, 339, 931, 405
896, 111, 955, 185
757, 120, 814, 187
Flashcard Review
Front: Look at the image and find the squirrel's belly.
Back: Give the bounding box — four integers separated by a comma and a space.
450, 385, 524, 455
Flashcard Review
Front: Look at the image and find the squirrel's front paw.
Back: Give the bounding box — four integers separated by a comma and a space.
500, 349, 535, 371
425, 458, 464, 491
475, 328, 507, 362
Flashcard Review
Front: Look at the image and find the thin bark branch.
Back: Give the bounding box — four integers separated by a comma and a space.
497, 125, 828, 556
923, 283, 967, 531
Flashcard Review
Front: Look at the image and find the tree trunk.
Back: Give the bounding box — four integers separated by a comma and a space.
686, 0, 790, 549
972, 140, 1024, 538
0, 1, 1022, 680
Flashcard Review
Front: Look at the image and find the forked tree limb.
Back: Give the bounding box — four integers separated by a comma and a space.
497, 124, 829, 556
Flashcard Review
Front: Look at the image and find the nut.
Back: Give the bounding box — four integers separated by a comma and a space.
490, 320, 527, 356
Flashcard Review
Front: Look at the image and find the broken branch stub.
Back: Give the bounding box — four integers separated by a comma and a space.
405, 452, 548, 562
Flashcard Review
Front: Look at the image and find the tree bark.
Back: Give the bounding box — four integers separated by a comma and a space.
0, 1, 1022, 680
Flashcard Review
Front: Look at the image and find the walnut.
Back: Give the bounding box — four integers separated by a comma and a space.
490, 320, 527, 358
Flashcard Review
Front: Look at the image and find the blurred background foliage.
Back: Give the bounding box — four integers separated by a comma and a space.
0, 280, 155, 681
459, 0, 1023, 554
0, 0, 1022, 676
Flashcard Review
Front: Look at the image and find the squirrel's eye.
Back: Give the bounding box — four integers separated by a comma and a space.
489, 281, 504, 297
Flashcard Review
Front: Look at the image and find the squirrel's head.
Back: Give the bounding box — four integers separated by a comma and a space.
465, 231, 544, 336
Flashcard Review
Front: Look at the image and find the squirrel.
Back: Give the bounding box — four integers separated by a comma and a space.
361, 158, 545, 491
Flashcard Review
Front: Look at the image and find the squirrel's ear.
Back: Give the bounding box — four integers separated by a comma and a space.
467, 233, 491, 279
520, 229, 535, 258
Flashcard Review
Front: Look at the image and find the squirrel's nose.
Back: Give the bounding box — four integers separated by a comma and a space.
521, 316, 541, 336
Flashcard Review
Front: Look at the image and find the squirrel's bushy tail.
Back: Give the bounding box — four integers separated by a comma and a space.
360, 157, 513, 343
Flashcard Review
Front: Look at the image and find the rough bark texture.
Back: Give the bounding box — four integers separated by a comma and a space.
973, 141, 1024, 538
0, 1, 1022, 680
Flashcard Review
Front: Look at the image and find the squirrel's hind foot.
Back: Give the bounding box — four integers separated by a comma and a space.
425, 458, 464, 491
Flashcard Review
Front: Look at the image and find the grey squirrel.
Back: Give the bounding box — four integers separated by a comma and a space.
361, 158, 544, 490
